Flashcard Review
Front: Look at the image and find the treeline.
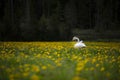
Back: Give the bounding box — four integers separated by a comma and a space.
0, 0, 120, 41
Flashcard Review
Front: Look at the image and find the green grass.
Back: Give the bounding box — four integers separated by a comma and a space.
0, 42, 120, 80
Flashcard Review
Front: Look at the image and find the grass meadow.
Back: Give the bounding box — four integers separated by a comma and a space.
0, 42, 120, 80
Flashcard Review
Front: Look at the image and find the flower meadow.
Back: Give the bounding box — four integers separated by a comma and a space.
0, 42, 120, 80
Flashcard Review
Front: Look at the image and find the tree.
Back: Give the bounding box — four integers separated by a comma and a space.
64, 0, 77, 39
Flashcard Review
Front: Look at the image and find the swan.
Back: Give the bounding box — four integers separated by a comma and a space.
72, 36, 86, 48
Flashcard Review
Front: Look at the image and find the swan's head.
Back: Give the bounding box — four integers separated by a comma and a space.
72, 36, 79, 42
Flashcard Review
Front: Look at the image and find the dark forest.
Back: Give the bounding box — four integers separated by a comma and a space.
0, 0, 120, 41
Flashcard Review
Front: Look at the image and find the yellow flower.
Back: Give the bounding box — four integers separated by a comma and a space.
72, 76, 86, 80
72, 76, 80, 80
100, 67, 105, 71
9, 74, 14, 80
30, 74, 39, 80
30, 48, 34, 51
56, 63, 62, 66
76, 66, 83, 72
92, 58, 96, 64
42, 66, 47, 70
48, 56, 52, 59
1, 51, 6, 54
32, 65, 40, 72
23, 72, 29, 77
57, 54, 60, 57
96, 64, 99, 67
72, 55, 78, 60
106, 72, 110, 77
90, 67, 94, 71
76, 61, 86, 73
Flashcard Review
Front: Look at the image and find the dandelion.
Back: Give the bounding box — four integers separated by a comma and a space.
72, 76, 86, 80
96, 64, 99, 67
42, 66, 47, 70
106, 72, 110, 77
48, 56, 52, 59
92, 58, 96, 64
56, 63, 62, 66
1, 51, 6, 54
57, 54, 60, 57
9, 74, 14, 80
23, 72, 29, 77
32, 65, 40, 72
36, 54, 41, 58
72, 55, 78, 60
112, 59, 116, 62
100, 67, 105, 71
76, 66, 84, 72
90, 67, 94, 71
30, 48, 34, 51
72, 76, 80, 80
30, 74, 39, 80
76, 62, 85, 74
25, 67, 30, 72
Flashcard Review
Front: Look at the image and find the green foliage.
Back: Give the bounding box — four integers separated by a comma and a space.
0, 42, 120, 80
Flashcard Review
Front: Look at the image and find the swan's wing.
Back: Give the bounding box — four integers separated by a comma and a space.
74, 42, 86, 48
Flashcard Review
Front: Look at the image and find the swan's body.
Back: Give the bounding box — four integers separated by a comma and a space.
72, 36, 86, 48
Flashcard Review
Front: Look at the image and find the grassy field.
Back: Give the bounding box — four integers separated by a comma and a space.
0, 42, 120, 80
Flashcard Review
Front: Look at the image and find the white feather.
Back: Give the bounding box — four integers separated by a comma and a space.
72, 36, 86, 48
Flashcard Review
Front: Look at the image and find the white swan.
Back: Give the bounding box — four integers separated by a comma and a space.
72, 36, 86, 48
